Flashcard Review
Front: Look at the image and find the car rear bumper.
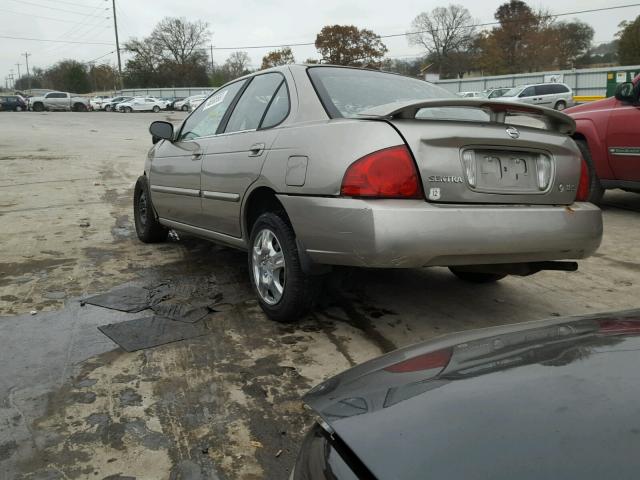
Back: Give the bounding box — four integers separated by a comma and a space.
277, 196, 603, 268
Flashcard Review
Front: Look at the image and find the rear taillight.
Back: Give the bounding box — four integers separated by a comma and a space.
340, 145, 422, 199
535, 154, 552, 190
575, 158, 590, 201
384, 348, 452, 373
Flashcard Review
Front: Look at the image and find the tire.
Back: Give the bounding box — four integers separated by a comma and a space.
248, 211, 321, 322
15, 106, 23, 112
554, 100, 566, 111
449, 267, 507, 283
181, 105, 188, 111
152, 105, 160, 113
74, 103, 87, 112
32, 102, 44, 112
133, 176, 168, 243
105, 105, 112, 112
125, 106, 132, 113
574, 139, 604, 205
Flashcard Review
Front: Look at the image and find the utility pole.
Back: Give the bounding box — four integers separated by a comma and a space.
111, 0, 122, 89
15, 63, 21, 82
210, 44, 215, 72
23, 52, 31, 91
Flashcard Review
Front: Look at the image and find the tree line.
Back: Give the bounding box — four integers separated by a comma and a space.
14, 0, 640, 93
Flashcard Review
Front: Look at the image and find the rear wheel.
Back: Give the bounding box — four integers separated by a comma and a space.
32, 102, 44, 112
152, 105, 160, 113
105, 105, 112, 112
574, 139, 604, 205
248, 212, 321, 322
554, 100, 567, 111
449, 268, 507, 283
181, 105, 188, 111
134, 176, 168, 243
125, 106, 132, 113
74, 103, 87, 112
15, 105, 23, 112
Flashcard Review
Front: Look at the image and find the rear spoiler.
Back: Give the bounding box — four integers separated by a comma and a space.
357, 98, 576, 135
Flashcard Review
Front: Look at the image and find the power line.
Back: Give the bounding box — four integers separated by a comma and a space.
29, 0, 104, 9
0, 34, 112, 45
207, 3, 640, 50
7, 0, 108, 17
0, 7, 96, 24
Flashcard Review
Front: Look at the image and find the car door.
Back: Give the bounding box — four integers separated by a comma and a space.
531, 85, 553, 107
517, 86, 536, 105
199, 72, 290, 237
607, 85, 640, 182
149, 81, 247, 226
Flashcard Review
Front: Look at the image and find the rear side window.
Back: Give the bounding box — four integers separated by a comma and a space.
224, 73, 283, 133
535, 85, 553, 95
260, 81, 290, 129
553, 84, 569, 93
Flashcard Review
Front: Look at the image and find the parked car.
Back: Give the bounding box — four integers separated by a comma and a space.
118, 97, 166, 113
28, 91, 90, 112
499, 82, 574, 110
482, 87, 510, 99
188, 95, 207, 110
293, 309, 640, 479
90, 96, 113, 111
148, 97, 169, 109
134, 65, 602, 322
174, 94, 207, 111
104, 96, 133, 112
0, 94, 28, 111
164, 97, 185, 110
456, 91, 483, 98
566, 74, 640, 204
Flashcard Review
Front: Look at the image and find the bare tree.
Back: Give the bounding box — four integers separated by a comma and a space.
150, 17, 210, 64
408, 5, 476, 76
224, 51, 251, 78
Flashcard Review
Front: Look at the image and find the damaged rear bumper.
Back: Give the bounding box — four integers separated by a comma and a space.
277, 196, 603, 268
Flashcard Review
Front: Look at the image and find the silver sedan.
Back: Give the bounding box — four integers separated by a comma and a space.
134, 65, 602, 322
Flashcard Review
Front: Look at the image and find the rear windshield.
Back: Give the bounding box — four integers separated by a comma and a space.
308, 66, 454, 118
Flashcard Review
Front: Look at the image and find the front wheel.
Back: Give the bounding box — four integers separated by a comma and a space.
554, 100, 566, 111
449, 267, 507, 283
152, 105, 160, 113
124, 106, 132, 113
181, 105, 188, 111
248, 212, 320, 322
105, 105, 112, 112
15, 105, 23, 112
134, 176, 168, 243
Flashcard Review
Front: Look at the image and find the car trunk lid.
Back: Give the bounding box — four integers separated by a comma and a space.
358, 99, 581, 205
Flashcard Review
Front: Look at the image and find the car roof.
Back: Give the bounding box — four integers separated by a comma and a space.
305, 309, 640, 480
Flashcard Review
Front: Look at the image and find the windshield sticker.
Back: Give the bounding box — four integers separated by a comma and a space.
203, 90, 227, 111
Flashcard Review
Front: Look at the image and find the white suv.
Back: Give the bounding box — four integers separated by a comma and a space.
500, 83, 574, 110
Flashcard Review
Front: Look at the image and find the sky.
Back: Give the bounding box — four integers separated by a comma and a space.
1, 0, 639, 85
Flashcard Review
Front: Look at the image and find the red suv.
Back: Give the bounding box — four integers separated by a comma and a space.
567, 74, 640, 204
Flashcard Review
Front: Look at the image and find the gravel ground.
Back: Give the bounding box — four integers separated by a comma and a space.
1, 111, 639, 479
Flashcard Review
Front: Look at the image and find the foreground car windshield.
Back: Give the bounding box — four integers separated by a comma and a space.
308, 66, 454, 118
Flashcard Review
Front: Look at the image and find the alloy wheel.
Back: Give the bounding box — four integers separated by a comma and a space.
137, 189, 148, 227
252, 228, 286, 305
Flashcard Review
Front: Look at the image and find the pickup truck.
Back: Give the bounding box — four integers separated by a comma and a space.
567, 74, 640, 204
28, 91, 90, 112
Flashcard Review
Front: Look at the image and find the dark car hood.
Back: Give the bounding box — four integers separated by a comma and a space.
304, 310, 640, 480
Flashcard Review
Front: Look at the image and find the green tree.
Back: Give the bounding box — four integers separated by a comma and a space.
315, 25, 387, 67
617, 16, 640, 65
261, 47, 295, 69
552, 21, 594, 69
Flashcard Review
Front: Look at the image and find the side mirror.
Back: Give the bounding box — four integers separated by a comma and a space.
615, 82, 635, 103
149, 121, 174, 144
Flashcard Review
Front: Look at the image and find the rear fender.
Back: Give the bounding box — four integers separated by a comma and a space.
573, 119, 615, 180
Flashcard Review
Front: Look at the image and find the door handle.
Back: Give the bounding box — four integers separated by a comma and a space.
191, 152, 203, 161
249, 143, 265, 157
